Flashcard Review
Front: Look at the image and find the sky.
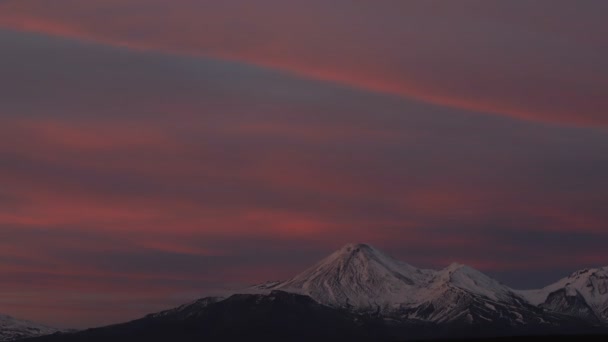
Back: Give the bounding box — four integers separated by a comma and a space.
0, 0, 607, 329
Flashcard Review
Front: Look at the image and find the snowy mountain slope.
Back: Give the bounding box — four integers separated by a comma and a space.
258, 243, 435, 312
518, 266, 608, 322
426, 263, 517, 303
147, 297, 225, 320
0, 314, 60, 341
253, 243, 566, 326
399, 263, 556, 325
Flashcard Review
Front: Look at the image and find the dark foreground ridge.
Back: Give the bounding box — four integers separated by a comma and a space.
19, 291, 608, 342
21, 291, 377, 342
424, 336, 608, 342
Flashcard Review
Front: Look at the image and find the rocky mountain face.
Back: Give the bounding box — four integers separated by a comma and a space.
539, 288, 599, 323
0, 315, 60, 342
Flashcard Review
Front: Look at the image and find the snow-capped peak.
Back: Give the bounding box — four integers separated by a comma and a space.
435, 262, 515, 302
259, 243, 433, 311
237, 244, 608, 326
252, 243, 524, 318
243, 244, 608, 325
316, 243, 424, 278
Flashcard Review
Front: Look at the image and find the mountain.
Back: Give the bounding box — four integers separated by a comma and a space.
254, 243, 569, 326
256, 243, 434, 312
0, 315, 60, 341
518, 266, 608, 323
20, 243, 608, 341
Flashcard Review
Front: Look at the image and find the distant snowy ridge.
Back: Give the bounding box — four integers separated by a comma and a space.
517, 266, 608, 323
0, 314, 60, 341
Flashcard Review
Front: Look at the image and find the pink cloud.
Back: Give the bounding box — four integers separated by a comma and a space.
1, 1, 606, 128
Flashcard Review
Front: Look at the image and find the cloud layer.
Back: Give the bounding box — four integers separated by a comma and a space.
1, 0, 607, 127
0, 1, 607, 329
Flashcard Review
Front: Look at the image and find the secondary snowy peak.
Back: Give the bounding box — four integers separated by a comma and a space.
264, 243, 433, 311
0, 314, 60, 341
433, 263, 516, 302
406, 263, 545, 324
518, 266, 608, 322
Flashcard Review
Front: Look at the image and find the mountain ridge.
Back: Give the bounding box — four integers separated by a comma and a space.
12, 243, 608, 341
0, 314, 60, 342
250, 243, 608, 325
